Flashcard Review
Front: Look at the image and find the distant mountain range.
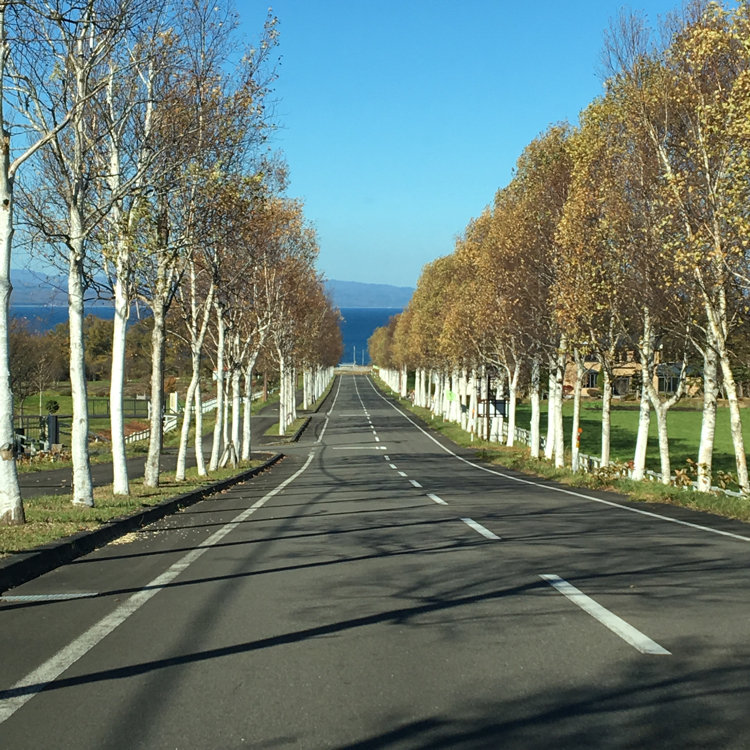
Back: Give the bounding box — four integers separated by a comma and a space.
9, 268, 415, 310
324, 279, 413, 309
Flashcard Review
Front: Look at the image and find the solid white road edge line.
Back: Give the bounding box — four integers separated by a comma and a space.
366, 377, 750, 544
0, 451, 318, 724
461, 517, 500, 540
428, 493, 447, 505
540, 574, 671, 655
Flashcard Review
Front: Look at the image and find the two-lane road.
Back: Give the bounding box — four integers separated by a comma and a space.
2, 374, 750, 748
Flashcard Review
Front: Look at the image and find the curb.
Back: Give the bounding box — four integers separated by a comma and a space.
264, 416, 311, 445
0, 452, 284, 594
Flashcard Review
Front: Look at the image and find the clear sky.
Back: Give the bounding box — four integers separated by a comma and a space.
239, 0, 681, 288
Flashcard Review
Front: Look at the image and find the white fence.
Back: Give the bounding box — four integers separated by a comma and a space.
124, 398, 218, 445
500, 420, 744, 498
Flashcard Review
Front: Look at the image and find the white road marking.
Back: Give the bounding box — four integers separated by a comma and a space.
383, 455, 390, 461
317, 377, 343, 444
374, 436, 380, 442
1, 593, 98, 602
366, 377, 750, 544
410, 479, 422, 488
398, 471, 407, 477
332, 446, 387, 451
460, 517, 500, 540
0, 451, 318, 724
389, 463, 397, 470
428, 493, 447, 505
540, 574, 671, 655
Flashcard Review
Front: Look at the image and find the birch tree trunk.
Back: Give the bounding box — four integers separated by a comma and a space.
0, 131, 22, 523
68, 228, 93, 506
632, 378, 651, 482
696, 340, 718, 493
242, 363, 254, 461
278, 353, 286, 436
530, 354, 541, 459
194, 384, 206, 476
714, 340, 749, 492
505, 361, 519, 448
600, 364, 612, 468
544, 367, 556, 460
571, 351, 584, 472
553, 336, 567, 469
144, 300, 166, 487
290, 366, 297, 422
209, 305, 225, 471
632, 312, 656, 482
175, 279, 214, 480
109, 252, 129, 495
231, 359, 241, 451
175, 356, 199, 481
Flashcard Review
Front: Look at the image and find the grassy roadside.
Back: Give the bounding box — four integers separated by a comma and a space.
265, 417, 308, 437
373, 377, 750, 524
0, 460, 264, 557
15, 384, 284, 473
1, 383, 323, 557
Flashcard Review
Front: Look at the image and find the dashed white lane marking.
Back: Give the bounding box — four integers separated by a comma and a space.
1, 593, 98, 602
428, 493, 447, 505
398, 471, 407, 477
389, 463, 397, 470
540, 574, 671, 655
383, 455, 390, 461
0, 452, 318, 724
365, 377, 750, 545
374, 436, 380, 442
409, 479, 422, 488
332, 446, 387, 451
460, 517, 500, 541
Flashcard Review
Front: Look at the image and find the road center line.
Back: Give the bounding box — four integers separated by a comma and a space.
0, 451, 317, 725
332, 446, 387, 451
366, 377, 750, 544
460, 518, 500, 540
540, 574, 671, 655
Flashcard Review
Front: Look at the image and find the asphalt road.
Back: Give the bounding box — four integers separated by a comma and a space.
2, 374, 750, 748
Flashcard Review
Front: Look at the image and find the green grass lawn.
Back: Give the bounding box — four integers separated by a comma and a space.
0, 461, 263, 556
375, 376, 750, 522
513, 398, 750, 478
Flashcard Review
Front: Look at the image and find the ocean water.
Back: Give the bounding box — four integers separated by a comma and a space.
338, 307, 401, 365
11, 304, 144, 332
11, 303, 402, 366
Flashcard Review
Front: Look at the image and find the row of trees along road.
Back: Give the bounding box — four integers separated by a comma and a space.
370, 1, 750, 495
0, 1, 342, 526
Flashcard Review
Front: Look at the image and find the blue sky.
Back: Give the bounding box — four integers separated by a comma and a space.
251, 1, 680, 288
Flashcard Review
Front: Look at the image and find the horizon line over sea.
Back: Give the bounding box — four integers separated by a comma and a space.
10, 304, 402, 366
